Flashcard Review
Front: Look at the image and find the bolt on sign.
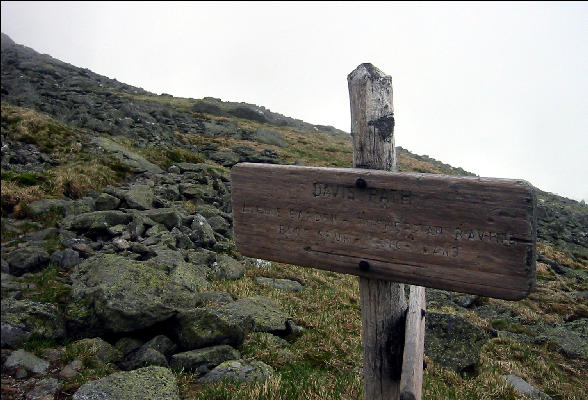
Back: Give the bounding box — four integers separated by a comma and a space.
232, 163, 536, 300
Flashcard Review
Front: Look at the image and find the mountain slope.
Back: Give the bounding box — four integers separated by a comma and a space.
1, 33, 586, 400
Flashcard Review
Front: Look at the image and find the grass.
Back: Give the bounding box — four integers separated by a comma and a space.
1, 104, 134, 214
2, 99, 586, 399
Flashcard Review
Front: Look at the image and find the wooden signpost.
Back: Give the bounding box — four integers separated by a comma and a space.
231, 63, 536, 400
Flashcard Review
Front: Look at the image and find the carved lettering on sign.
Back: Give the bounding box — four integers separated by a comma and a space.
232, 164, 537, 300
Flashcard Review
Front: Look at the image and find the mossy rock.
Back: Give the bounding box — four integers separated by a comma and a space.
66, 254, 203, 336
216, 296, 290, 334
170, 345, 240, 375
198, 359, 273, 384
425, 311, 490, 374
173, 307, 250, 350
1, 298, 65, 348
72, 366, 179, 400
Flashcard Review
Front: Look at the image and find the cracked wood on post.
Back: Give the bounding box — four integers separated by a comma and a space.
400, 286, 426, 400
349, 63, 405, 400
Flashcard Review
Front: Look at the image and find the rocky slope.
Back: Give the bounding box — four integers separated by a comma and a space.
1, 33, 586, 400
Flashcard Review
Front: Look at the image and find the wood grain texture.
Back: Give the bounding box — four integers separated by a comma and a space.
231, 163, 537, 300
400, 286, 426, 400
349, 63, 406, 400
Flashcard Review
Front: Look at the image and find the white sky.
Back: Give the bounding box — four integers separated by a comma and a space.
2, 1, 587, 201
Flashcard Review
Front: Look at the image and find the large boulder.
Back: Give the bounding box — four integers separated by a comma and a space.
1, 299, 65, 348
425, 312, 491, 373
72, 366, 179, 400
66, 254, 204, 337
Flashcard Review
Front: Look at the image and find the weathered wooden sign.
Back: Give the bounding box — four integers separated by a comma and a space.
232, 162, 536, 300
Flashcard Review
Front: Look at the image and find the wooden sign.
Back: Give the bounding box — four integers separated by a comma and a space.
232, 162, 536, 300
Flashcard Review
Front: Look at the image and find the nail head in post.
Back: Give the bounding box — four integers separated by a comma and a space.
355, 178, 367, 189
359, 260, 370, 271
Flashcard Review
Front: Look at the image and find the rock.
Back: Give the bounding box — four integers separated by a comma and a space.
123, 184, 154, 210
60, 210, 132, 233
535, 318, 587, 359
40, 348, 65, 362
425, 312, 490, 373
94, 192, 121, 211
1, 299, 65, 348
209, 254, 245, 281
120, 347, 168, 370
25, 377, 61, 400
193, 291, 235, 307
217, 296, 290, 334
186, 248, 216, 266
66, 254, 201, 336
92, 137, 164, 175
16, 367, 28, 379
169, 262, 210, 292
209, 150, 240, 167
4, 349, 49, 374
190, 214, 216, 248
198, 359, 273, 384
140, 208, 182, 230
72, 366, 179, 400
504, 375, 552, 399
114, 338, 144, 356
113, 237, 131, 251
64, 197, 95, 217
5, 247, 49, 276
59, 359, 83, 378
27, 199, 67, 216
174, 308, 251, 350
254, 277, 305, 291
71, 338, 123, 364
168, 165, 180, 174
170, 345, 240, 375
142, 335, 177, 357
49, 248, 80, 269
207, 215, 230, 235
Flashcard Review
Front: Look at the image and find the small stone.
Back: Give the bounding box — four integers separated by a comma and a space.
59, 359, 83, 378
198, 359, 273, 384
209, 254, 245, 280
113, 237, 131, 251
504, 375, 552, 399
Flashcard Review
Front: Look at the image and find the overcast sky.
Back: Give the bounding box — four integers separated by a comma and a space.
2, 1, 586, 201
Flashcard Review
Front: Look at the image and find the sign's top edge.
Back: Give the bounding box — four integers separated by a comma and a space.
231, 162, 535, 191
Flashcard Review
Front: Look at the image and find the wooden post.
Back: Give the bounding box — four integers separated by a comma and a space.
349, 63, 407, 399
400, 286, 426, 400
